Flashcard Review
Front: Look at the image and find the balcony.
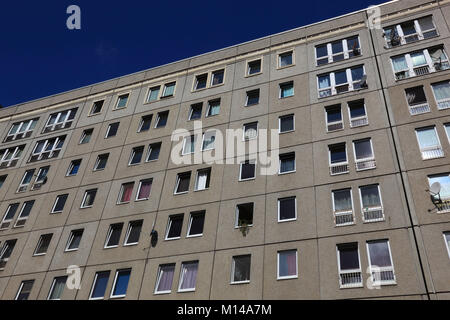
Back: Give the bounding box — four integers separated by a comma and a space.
330, 162, 349, 175
339, 269, 363, 288
370, 266, 396, 285
413, 65, 430, 76
436, 97, 450, 110
420, 146, 444, 160
437, 198, 450, 213
408, 102, 430, 115
327, 121, 344, 132
334, 210, 354, 226
350, 116, 368, 128
362, 206, 385, 222
355, 159, 376, 171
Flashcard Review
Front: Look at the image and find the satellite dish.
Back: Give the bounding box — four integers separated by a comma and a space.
430, 182, 441, 195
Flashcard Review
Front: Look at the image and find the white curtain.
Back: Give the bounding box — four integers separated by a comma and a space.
410, 52, 426, 67
179, 262, 198, 290
334, 189, 352, 211
318, 75, 330, 89
360, 185, 381, 207
416, 128, 439, 149
196, 171, 208, 190
432, 82, 450, 101
392, 56, 408, 71
157, 265, 175, 292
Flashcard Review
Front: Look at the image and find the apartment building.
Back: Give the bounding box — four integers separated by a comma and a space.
0, 0, 450, 300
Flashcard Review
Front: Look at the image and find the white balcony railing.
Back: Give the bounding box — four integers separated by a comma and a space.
339, 269, 363, 288
413, 65, 430, 77
355, 159, 376, 171
334, 210, 354, 226
437, 198, 450, 213
327, 121, 344, 132
350, 116, 368, 128
370, 266, 396, 285
436, 98, 450, 110
330, 162, 349, 175
362, 206, 385, 222
420, 146, 444, 160
408, 102, 430, 115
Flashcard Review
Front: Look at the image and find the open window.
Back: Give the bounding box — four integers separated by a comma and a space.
359, 184, 384, 222
336, 243, 362, 288
353, 138, 376, 171
332, 188, 354, 226
405, 86, 430, 115
415, 126, 444, 160
235, 203, 254, 228
328, 143, 349, 175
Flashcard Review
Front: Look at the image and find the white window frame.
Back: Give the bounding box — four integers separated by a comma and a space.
246, 58, 262, 77
89, 99, 104, 116
317, 65, 366, 98
347, 100, 369, 128
154, 264, 175, 295
325, 105, 344, 132
79, 129, 93, 144
80, 189, 97, 208
383, 16, 438, 48
182, 135, 196, 155
65, 229, 83, 252
145, 85, 161, 103
177, 261, 198, 292
443, 232, 450, 259
239, 160, 256, 181
137, 115, 152, 132
278, 114, 295, 134
201, 130, 216, 151
332, 188, 355, 227
135, 178, 152, 201
415, 126, 444, 160
30, 136, 65, 161
51, 194, 68, 214
245, 89, 260, 106
105, 122, 119, 138
146, 142, 161, 162
89, 271, 110, 300
277, 196, 297, 223
277, 50, 294, 69
230, 255, 251, 284
5, 118, 37, 141
123, 220, 142, 246
194, 168, 211, 191
186, 211, 205, 238
47, 276, 67, 300
0, 145, 24, 167
110, 269, 131, 299
33, 234, 52, 256
13, 200, 34, 228
43, 108, 77, 132
161, 82, 176, 98
328, 143, 349, 175
117, 182, 134, 204
154, 111, 169, 128
358, 184, 385, 223
0, 203, 19, 230
165, 215, 183, 241
235, 203, 254, 228
210, 69, 225, 87
17, 169, 35, 193
189, 103, 203, 120
279, 81, 294, 98
206, 99, 220, 117
366, 239, 397, 286
174, 172, 191, 195
66, 159, 81, 177
104, 223, 123, 249
15, 280, 34, 300
315, 36, 361, 66
114, 93, 130, 110
128, 146, 144, 166
277, 250, 298, 280
243, 122, 258, 141
336, 243, 363, 289
431, 81, 450, 110
445, 124, 450, 145
352, 138, 376, 171
278, 152, 296, 175
93, 153, 109, 171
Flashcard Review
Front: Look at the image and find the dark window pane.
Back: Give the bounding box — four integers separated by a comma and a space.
240, 162, 255, 180
348, 100, 366, 118
233, 255, 251, 282
91, 271, 110, 299
147, 143, 161, 161
106, 123, 119, 137
338, 243, 360, 270
188, 211, 205, 236
176, 172, 191, 193
280, 115, 294, 132
53, 194, 68, 212
167, 216, 183, 238
279, 197, 296, 220
126, 220, 142, 244
329, 145, 347, 163
106, 223, 123, 247
237, 203, 253, 226
112, 269, 131, 297
326, 106, 342, 123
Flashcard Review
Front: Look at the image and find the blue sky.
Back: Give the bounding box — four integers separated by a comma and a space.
0, 0, 387, 107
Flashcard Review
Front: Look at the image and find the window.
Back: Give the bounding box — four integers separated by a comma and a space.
138, 115, 152, 132
187, 211, 205, 237
202, 130, 216, 151
0, 239, 16, 270
337, 243, 362, 288
66, 159, 82, 176
147, 86, 160, 102
15, 280, 34, 300
428, 174, 450, 212
178, 261, 198, 292
194, 74, 208, 90
81, 189, 97, 208
279, 114, 295, 133
277, 250, 298, 279
231, 255, 251, 284
174, 172, 191, 194
161, 82, 176, 98
154, 264, 175, 294
43, 108, 77, 133
366, 240, 396, 285
278, 197, 297, 222
4, 118, 38, 142
245, 89, 260, 106
90, 100, 104, 115
105, 122, 119, 138
206, 99, 220, 117
14, 200, 34, 227
348, 99, 368, 127
315, 36, 360, 65
115, 94, 129, 109
79, 129, 93, 144
278, 51, 293, 68
34, 233, 53, 256
235, 203, 253, 228
431, 81, 450, 110
29, 136, 65, 162
0, 145, 25, 168
165, 215, 183, 240
328, 143, 349, 175
0, 175, 6, 189
194, 168, 211, 191
146, 142, 161, 161
325, 105, 343, 132
94, 153, 109, 171
445, 124, 450, 145
243, 122, 258, 140
211, 69, 224, 86
17, 169, 35, 193
444, 232, 450, 258
155, 111, 169, 128
136, 179, 152, 200
360, 185, 384, 222
182, 135, 196, 155
111, 269, 131, 298
415, 126, 443, 160
105, 223, 124, 248
48, 276, 68, 300
117, 182, 134, 204
89, 271, 110, 300
279, 81, 294, 98
239, 160, 256, 181
247, 59, 261, 76
51, 194, 68, 214
129, 146, 144, 165
189, 103, 202, 120
318, 65, 366, 98
332, 188, 354, 226
65, 229, 83, 251
0, 203, 19, 230
391, 46, 449, 80
279, 152, 296, 174
405, 86, 430, 115
383, 16, 438, 48
34, 166, 49, 190
124, 220, 143, 245
353, 138, 376, 171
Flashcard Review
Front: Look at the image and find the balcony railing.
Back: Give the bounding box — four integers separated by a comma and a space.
370, 266, 396, 285
437, 198, 450, 213
327, 121, 344, 132
420, 146, 444, 160
330, 162, 349, 175
355, 158, 376, 171
339, 269, 363, 288
408, 102, 430, 115
413, 65, 430, 77
350, 116, 368, 128
334, 210, 354, 226
436, 98, 450, 110
362, 206, 385, 222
